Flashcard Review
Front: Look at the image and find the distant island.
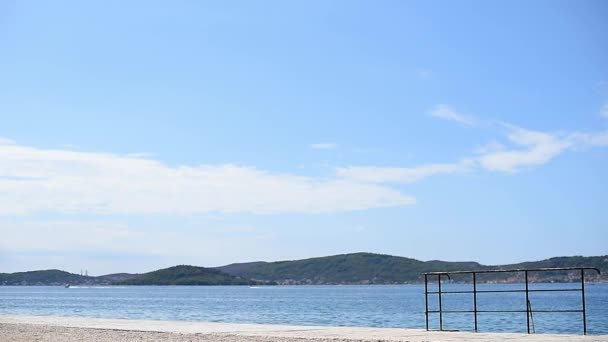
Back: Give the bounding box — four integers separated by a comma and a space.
1, 253, 606, 286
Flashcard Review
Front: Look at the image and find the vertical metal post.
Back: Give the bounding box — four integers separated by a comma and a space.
424, 274, 429, 331
438, 274, 443, 331
473, 272, 478, 332
525, 271, 530, 334
581, 269, 587, 335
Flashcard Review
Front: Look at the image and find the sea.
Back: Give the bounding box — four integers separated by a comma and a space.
1, 283, 607, 335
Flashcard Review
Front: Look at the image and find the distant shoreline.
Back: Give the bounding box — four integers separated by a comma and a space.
2, 280, 608, 286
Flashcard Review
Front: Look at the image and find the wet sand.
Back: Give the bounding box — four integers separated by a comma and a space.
1, 315, 606, 341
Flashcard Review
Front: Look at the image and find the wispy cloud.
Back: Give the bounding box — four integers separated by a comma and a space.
336, 160, 474, 184
477, 126, 608, 173
477, 127, 571, 173
1, 121, 606, 217
473, 141, 504, 155
0, 139, 413, 216
310, 143, 337, 150
567, 130, 608, 147
429, 104, 476, 126
427, 105, 608, 173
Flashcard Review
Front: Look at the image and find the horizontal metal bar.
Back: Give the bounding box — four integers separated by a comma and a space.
427, 310, 528, 313
424, 267, 600, 276
426, 329, 462, 332
426, 309, 584, 314
525, 288, 582, 292
426, 290, 476, 294
529, 310, 585, 313
425, 288, 582, 294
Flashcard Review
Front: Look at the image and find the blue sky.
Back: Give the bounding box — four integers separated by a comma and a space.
1, 1, 607, 275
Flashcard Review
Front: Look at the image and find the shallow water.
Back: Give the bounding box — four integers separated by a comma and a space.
0, 283, 606, 335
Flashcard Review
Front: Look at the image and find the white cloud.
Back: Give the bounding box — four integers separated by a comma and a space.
0, 140, 414, 216
1, 123, 605, 217
477, 126, 608, 173
429, 104, 476, 126
478, 127, 571, 173
587, 131, 608, 146
310, 143, 337, 149
567, 130, 608, 147
473, 141, 504, 155
336, 160, 474, 184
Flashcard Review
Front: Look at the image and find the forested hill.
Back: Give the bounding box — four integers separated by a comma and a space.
216, 253, 484, 284
0, 270, 93, 286
117, 265, 264, 285
217, 253, 608, 285
0, 266, 259, 286
0, 270, 136, 286
2, 253, 606, 285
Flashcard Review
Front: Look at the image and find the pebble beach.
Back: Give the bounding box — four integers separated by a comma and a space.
1, 315, 607, 342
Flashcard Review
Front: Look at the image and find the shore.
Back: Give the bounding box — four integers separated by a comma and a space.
1, 315, 607, 342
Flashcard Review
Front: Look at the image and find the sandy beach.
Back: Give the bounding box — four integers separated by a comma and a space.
1, 315, 607, 342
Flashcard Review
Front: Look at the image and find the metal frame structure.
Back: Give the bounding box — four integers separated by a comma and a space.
423, 267, 601, 335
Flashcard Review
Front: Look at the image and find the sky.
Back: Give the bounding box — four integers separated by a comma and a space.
1, 1, 607, 275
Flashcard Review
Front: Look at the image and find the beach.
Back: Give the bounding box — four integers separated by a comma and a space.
1, 315, 607, 342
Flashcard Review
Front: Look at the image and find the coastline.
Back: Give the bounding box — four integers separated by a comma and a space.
1, 315, 607, 342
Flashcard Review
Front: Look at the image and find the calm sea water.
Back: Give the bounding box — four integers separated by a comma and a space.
1, 283, 607, 335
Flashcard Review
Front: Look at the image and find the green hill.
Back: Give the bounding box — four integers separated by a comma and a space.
217, 252, 486, 284
117, 265, 253, 285
0, 267, 249, 286
217, 252, 607, 284
505, 255, 608, 271
0, 269, 92, 286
